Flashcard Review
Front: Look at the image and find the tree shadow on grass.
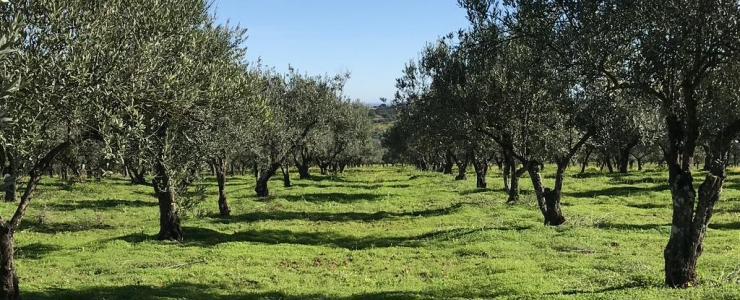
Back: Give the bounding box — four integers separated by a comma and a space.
19, 219, 113, 234
283, 192, 385, 203
709, 221, 740, 230
594, 222, 670, 231
46, 199, 156, 211
626, 203, 669, 209
550, 281, 657, 296
16, 243, 62, 260
458, 188, 494, 196
26, 283, 508, 300
565, 185, 668, 198
115, 226, 489, 250
213, 203, 465, 224
609, 176, 666, 185
288, 182, 411, 190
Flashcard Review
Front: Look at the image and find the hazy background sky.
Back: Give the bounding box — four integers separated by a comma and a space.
211, 0, 470, 105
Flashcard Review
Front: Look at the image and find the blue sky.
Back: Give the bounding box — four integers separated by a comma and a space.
211, 0, 470, 105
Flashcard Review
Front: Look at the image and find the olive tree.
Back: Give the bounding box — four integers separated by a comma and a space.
0, 1, 102, 297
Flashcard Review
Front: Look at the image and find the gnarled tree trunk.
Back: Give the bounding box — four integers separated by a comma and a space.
2, 175, 15, 203
472, 154, 488, 189
152, 160, 182, 241
296, 161, 310, 179
0, 142, 69, 299
663, 137, 729, 288
215, 158, 230, 217
129, 167, 147, 185
255, 163, 280, 197
455, 155, 469, 180
0, 227, 19, 300
527, 162, 566, 226
507, 166, 526, 204
580, 147, 592, 174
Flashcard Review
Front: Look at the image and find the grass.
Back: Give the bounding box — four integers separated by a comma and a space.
2, 165, 738, 299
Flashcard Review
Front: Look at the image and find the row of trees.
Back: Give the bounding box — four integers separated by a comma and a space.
385, 0, 739, 289
0, 0, 377, 298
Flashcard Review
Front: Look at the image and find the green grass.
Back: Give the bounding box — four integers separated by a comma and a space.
3, 166, 739, 299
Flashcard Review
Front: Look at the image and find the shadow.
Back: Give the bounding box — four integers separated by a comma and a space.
19, 219, 114, 234
25, 283, 508, 300
16, 243, 62, 259
610, 176, 666, 185
626, 203, 669, 209
283, 192, 385, 203
708, 221, 740, 230
458, 188, 494, 196
46, 199, 156, 211
25, 282, 244, 300
115, 226, 489, 250
291, 182, 411, 190
213, 203, 464, 224
551, 281, 656, 296
572, 172, 616, 179
715, 206, 740, 214
594, 222, 670, 231
565, 185, 667, 198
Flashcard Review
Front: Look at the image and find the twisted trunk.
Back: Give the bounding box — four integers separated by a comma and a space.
663, 121, 735, 287
507, 166, 526, 204
527, 162, 565, 226
0, 142, 69, 299
472, 154, 488, 189
2, 176, 14, 203
618, 138, 640, 173
215, 159, 230, 217
255, 163, 280, 197
296, 161, 311, 179
0, 228, 18, 300
129, 167, 147, 185
152, 160, 182, 241
455, 155, 469, 181
580, 147, 593, 173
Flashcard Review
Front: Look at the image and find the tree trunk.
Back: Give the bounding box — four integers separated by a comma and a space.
507, 167, 526, 204
0, 228, 19, 300
502, 161, 511, 193
129, 168, 147, 185
3, 175, 15, 203
604, 155, 614, 173
0, 142, 69, 299
663, 145, 727, 288
618, 141, 639, 174
281, 165, 291, 187
473, 159, 487, 189
527, 162, 566, 226
580, 148, 592, 173
443, 152, 454, 174
215, 159, 230, 217
152, 162, 182, 241
455, 159, 468, 180
296, 161, 311, 179
255, 164, 280, 197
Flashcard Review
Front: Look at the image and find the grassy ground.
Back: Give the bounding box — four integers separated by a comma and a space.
2, 165, 738, 299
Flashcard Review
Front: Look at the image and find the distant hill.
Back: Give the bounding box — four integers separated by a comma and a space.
368, 104, 396, 138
